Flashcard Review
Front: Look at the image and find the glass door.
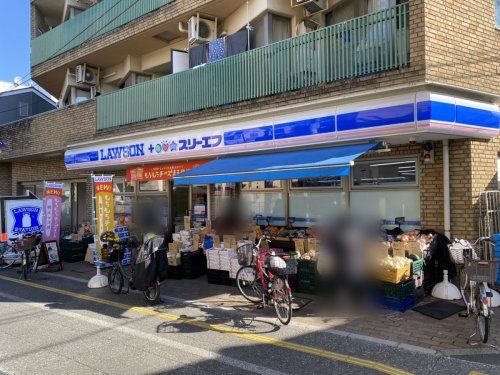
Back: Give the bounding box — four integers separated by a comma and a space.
173, 186, 189, 232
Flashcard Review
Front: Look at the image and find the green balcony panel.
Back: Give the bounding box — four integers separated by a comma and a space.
97, 3, 410, 131
31, 0, 176, 67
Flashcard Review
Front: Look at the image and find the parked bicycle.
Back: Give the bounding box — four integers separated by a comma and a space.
0, 240, 20, 269
102, 231, 162, 304
449, 236, 499, 344
235, 235, 293, 325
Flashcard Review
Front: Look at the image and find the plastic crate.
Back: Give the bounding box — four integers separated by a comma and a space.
411, 259, 424, 275
377, 294, 415, 312
167, 265, 183, 280
377, 278, 415, 299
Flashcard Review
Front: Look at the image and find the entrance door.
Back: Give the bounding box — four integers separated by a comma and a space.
192, 185, 208, 226
173, 186, 189, 232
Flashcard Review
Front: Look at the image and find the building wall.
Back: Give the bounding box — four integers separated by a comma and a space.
0, 92, 56, 126
31, 0, 217, 78
0, 99, 96, 160
0, 163, 12, 196
425, 0, 500, 95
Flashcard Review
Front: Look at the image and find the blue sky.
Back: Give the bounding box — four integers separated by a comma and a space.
0, 1, 30, 83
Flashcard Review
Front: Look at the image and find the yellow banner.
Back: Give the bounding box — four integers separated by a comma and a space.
93, 176, 115, 260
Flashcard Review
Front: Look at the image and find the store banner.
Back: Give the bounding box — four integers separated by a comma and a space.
42, 182, 63, 243
4, 199, 43, 239
126, 160, 210, 182
93, 176, 115, 251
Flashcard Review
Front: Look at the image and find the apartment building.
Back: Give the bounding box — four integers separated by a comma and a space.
0, 0, 498, 238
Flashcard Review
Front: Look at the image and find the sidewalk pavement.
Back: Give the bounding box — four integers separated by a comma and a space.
45, 261, 500, 355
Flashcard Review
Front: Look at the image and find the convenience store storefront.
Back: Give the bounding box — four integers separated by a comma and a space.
65, 91, 499, 236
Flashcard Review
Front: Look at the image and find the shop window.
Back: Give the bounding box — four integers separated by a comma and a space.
115, 195, 134, 227
350, 190, 420, 229
289, 190, 345, 226
352, 158, 418, 187
139, 180, 167, 192
240, 191, 286, 226
113, 178, 135, 194
290, 177, 341, 188
241, 181, 282, 190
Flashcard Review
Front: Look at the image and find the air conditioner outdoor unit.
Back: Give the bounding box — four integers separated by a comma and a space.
297, 18, 320, 35
188, 15, 217, 44
295, 0, 326, 14
75, 64, 99, 85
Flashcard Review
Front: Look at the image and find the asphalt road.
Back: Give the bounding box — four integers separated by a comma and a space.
0, 269, 498, 375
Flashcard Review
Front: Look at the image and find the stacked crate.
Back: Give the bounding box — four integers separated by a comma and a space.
297, 260, 320, 294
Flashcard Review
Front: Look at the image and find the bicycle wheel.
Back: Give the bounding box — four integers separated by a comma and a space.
236, 265, 264, 303
272, 277, 292, 325
108, 266, 123, 294
0, 243, 18, 269
476, 284, 490, 343
143, 282, 160, 304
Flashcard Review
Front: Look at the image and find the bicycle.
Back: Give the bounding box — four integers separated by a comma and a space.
102, 232, 161, 304
11, 233, 40, 280
0, 241, 20, 269
235, 236, 293, 325
449, 236, 499, 344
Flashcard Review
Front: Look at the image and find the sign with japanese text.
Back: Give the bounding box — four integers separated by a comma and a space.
126, 160, 210, 182
93, 176, 115, 254
42, 182, 63, 243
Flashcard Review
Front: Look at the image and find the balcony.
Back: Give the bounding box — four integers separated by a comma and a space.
31, 0, 176, 67
97, 3, 410, 131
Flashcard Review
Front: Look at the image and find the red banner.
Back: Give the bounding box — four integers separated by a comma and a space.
42, 182, 63, 243
126, 160, 210, 182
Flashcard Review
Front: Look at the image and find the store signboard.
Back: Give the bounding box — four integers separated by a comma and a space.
42, 182, 63, 243
65, 92, 500, 170
93, 176, 115, 250
126, 160, 210, 182
5, 199, 43, 239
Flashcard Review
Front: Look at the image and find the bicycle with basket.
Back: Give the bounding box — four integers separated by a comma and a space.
234, 235, 293, 325
448, 236, 499, 344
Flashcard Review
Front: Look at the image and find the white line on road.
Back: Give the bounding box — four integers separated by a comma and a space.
0, 291, 287, 375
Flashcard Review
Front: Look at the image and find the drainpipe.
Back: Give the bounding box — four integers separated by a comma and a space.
443, 140, 451, 239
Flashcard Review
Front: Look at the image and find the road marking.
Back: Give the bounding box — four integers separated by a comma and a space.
0, 291, 285, 375
0, 274, 411, 375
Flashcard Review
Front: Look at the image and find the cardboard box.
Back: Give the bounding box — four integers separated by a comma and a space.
392, 242, 406, 257
306, 238, 317, 252
193, 234, 200, 248
184, 216, 191, 230
293, 239, 305, 254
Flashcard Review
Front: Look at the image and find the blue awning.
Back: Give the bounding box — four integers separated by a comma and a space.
174, 142, 380, 185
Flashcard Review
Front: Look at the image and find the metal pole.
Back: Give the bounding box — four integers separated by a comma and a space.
443, 140, 451, 239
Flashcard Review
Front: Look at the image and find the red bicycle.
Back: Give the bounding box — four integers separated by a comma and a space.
235, 236, 293, 325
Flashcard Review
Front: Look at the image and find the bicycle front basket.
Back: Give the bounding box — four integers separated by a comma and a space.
465, 259, 498, 283
236, 242, 254, 266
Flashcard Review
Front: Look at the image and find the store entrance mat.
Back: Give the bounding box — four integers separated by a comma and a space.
412, 300, 466, 320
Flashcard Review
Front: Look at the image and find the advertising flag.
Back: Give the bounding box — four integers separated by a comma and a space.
42, 182, 63, 243
93, 176, 115, 255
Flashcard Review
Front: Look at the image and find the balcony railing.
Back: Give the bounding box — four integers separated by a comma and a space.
97, 3, 410, 130
31, 0, 176, 67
